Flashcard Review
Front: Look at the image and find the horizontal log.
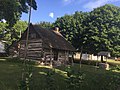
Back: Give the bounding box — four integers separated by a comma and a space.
58, 57, 65, 59
20, 48, 25, 50
20, 39, 42, 43
26, 55, 41, 57
19, 54, 42, 58
20, 43, 42, 46
27, 56, 42, 60
28, 48, 42, 51
28, 42, 42, 45
58, 55, 66, 57
58, 59, 65, 61
19, 47, 42, 51
19, 55, 24, 58
19, 51, 42, 55
27, 54, 42, 57
19, 50, 25, 53
20, 44, 42, 49
45, 58, 54, 61
19, 57, 41, 60
28, 45, 42, 48
19, 52, 25, 55
27, 58, 41, 60
27, 51, 42, 53
27, 54, 41, 56
44, 52, 53, 54
19, 52, 42, 55
45, 55, 54, 58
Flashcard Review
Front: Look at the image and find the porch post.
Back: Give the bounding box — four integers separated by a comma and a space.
64, 51, 66, 65
50, 49, 53, 67
71, 52, 74, 66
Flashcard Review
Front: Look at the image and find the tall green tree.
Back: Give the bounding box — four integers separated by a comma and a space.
86, 4, 120, 56
54, 4, 120, 57
0, 0, 37, 27
12, 20, 27, 39
54, 12, 88, 51
0, 22, 8, 40
0, 21, 27, 45
71, 12, 88, 51
54, 14, 73, 42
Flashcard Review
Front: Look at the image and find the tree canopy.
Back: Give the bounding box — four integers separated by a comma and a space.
0, 0, 37, 27
36, 21, 54, 29
54, 4, 120, 57
86, 4, 120, 56
0, 21, 27, 44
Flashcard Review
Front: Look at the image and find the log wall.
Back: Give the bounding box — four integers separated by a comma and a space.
58, 51, 69, 64
19, 39, 71, 65
19, 39, 43, 60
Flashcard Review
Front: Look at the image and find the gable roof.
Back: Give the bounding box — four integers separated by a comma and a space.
32, 24, 76, 51
98, 51, 111, 57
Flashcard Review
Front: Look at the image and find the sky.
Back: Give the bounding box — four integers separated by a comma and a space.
21, 0, 120, 23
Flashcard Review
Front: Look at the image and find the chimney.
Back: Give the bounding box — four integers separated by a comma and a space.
54, 27, 59, 32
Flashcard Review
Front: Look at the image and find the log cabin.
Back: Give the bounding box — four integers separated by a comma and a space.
9, 23, 76, 66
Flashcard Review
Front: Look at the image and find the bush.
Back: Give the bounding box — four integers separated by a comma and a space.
0, 53, 8, 57
6, 57, 36, 65
110, 65, 120, 71
65, 66, 85, 90
74, 59, 98, 66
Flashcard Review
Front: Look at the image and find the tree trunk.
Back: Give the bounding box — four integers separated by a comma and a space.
101, 55, 104, 63
79, 46, 83, 68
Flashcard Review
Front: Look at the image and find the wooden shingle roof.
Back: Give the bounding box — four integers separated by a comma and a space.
33, 24, 76, 51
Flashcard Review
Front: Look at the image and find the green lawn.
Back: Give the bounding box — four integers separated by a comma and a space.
74, 59, 120, 67
107, 59, 120, 65
0, 58, 120, 90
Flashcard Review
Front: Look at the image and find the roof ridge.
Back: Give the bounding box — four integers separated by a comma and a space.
32, 24, 76, 51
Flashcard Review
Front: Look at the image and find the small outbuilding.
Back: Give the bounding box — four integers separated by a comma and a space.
98, 51, 110, 57
98, 51, 110, 62
98, 51, 110, 70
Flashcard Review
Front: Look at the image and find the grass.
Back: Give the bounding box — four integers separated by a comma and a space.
0, 61, 22, 90
0, 58, 120, 90
74, 59, 120, 66
107, 59, 120, 65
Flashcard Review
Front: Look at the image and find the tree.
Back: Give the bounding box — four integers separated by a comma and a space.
12, 20, 28, 39
0, 21, 27, 45
36, 21, 54, 29
54, 12, 88, 50
71, 12, 88, 51
54, 14, 73, 42
0, 0, 37, 27
86, 4, 120, 56
0, 22, 8, 40
54, 4, 120, 57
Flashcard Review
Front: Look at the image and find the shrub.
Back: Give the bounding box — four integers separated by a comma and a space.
45, 69, 56, 90
74, 59, 97, 66
6, 57, 36, 65
66, 66, 85, 90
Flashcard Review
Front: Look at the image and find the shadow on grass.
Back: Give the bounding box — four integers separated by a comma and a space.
33, 64, 120, 90
32, 65, 68, 90
0, 58, 120, 90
